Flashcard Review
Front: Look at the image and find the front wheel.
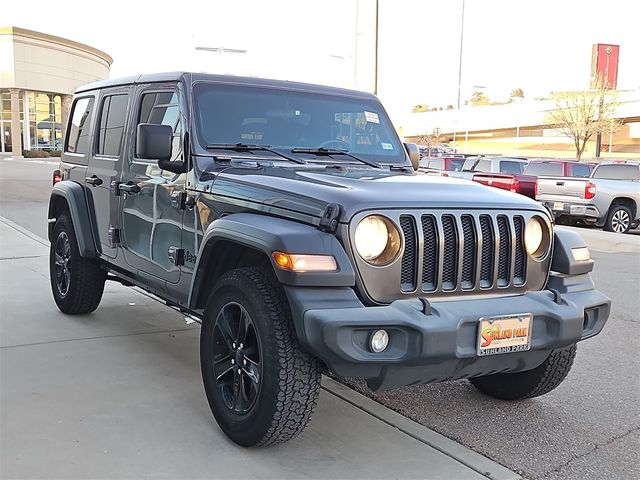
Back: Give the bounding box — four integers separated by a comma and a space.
200, 267, 321, 447
469, 345, 577, 400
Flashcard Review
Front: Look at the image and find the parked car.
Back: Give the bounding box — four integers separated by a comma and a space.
419, 156, 466, 172
524, 159, 596, 178
536, 162, 640, 233
48, 72, 609, 447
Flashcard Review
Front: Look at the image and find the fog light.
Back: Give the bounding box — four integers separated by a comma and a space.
370, 329, 389, 353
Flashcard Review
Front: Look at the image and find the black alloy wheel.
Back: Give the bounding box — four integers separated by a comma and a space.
49, 213, 106, 314
53, 231, 72, 297
200, 267, 321, 447
212, 302, 261, 415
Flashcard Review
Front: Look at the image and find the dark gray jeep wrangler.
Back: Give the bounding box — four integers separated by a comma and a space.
48, 72, 610, 447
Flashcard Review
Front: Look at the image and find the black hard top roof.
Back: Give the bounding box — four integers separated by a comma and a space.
75, 71, 377, 100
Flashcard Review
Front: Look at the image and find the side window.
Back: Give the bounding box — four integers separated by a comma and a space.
500, 161, 525, 174
66, 97, 95, 156
476, 159, 491, 172
571, 164, 592, 178
138, 91, 182, 161
96, 94, 128, 157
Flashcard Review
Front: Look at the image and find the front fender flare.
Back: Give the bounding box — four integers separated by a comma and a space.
188, 213, 355, 309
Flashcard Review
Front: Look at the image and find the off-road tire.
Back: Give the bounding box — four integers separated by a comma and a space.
50, 213, 106, 314
604, 204, 633, 234
200, 267, 321, 447
469, 345, 577, 400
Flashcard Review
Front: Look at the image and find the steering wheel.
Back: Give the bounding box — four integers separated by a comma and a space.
317, 139, 350, 150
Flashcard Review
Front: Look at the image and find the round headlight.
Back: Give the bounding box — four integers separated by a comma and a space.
524, 216, 549, 259
354, 215, 401, 265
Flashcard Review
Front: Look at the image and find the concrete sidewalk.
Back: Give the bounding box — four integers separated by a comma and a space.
0, 218, 519, 480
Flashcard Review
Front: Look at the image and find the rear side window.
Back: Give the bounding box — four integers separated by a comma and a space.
475, 159, 491, 172
525, 162, 563, 176
449, 159, 465, 171
593, 164, 640, 180
571, 164, 592, 178
66, 97, 95, 156
96, 94, 129, 156
500, 161, 525, 174
427, 159, 444, 170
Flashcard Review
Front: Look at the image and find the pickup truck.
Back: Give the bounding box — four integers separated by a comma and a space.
447, 156, 529, 180
473, 159, 595, 200
536, 162, 640, 233
472, 172, 537, 199
524, 159, 596, 178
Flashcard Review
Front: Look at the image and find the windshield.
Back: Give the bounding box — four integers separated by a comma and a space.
193, 83, 405, 164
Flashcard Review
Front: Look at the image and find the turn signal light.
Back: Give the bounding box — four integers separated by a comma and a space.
52, 170, 62, 185
272, 252, 337, 272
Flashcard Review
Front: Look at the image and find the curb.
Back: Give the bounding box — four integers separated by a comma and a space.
322, 377, 521, 480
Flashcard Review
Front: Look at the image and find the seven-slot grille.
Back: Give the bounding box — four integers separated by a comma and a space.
399, 213, 527, 293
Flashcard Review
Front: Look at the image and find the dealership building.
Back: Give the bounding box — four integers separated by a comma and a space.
0, 27, 111, 155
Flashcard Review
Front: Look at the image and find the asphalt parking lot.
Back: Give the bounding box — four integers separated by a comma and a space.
1, 156, 639, 479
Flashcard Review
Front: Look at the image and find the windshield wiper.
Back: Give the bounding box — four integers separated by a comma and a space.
205, 143, 306, 165
291, 147, 381, 169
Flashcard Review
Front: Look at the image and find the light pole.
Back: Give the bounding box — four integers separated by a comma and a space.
456, 0, 466, 109
374, 0, 379, 95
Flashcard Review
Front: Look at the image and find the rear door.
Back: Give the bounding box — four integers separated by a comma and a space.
85, 88, 132, 258
119, 84, 185, 284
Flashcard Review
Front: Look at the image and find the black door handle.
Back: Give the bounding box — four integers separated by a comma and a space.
119, 182, 140, 194
86, 175, 103, 186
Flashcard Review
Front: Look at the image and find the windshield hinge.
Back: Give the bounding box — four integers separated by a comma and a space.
319, 203, 341, 233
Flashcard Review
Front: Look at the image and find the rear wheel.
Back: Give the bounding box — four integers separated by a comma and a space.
469, 345, 577, 400
200, 267, 321, 447
49, 214, 106, 314
604, 204, 632, 234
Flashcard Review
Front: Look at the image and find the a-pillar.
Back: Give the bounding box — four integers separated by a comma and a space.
9, 89, 23, 156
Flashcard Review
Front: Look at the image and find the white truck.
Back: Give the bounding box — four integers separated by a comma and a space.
536, 162, 640, 234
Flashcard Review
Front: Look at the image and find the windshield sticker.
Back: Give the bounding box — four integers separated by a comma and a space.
364, 111, 380, 124
381, 142, 394, 150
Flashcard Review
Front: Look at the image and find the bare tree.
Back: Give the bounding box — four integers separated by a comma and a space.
415, 128, 444, 154
548, 76, 622, 160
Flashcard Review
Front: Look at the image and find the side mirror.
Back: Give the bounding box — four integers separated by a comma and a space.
404, 142, 421, 170
136, 123, 186, 174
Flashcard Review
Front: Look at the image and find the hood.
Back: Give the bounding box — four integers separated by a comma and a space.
206, 165, 547, 222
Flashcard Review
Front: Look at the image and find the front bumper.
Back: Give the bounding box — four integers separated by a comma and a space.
286, 273, 610, 391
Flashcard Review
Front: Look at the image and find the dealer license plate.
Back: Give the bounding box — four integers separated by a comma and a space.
477, 314, 533, 356
553, 202, 564, 211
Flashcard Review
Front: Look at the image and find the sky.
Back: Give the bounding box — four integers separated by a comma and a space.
4, 0, 639, 123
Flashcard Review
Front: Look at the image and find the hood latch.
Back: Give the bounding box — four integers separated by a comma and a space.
318, 203, 342, 233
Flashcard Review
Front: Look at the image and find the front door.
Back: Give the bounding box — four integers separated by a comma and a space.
119, 85, 185, 284
86, 88, 132, 258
